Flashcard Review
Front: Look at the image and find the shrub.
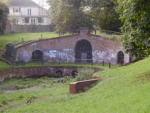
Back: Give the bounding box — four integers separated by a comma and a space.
1, 100, 7, 105
75, 69, 94, 81
26, 96, 37, 104
53, 76, 73, 84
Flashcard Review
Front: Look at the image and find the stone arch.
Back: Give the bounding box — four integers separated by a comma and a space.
75, 39, 93, 63
32, 50, 43, 61
117, 51, 124, 65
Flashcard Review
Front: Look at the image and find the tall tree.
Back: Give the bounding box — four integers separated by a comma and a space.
117, 0, 150, 58
89, 0, 122, 32
0, 2, 9, 34
48, 0, 93, 34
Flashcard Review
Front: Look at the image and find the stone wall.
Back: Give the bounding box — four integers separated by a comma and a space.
15, 32, 130, 64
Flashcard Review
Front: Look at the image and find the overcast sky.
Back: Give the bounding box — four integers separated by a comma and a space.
33, 0, 50, 9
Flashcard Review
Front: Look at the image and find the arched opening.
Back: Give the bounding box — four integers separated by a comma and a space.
72, 71, 78, 78
56, 70, 63, 77
75, 39, 92, 63
117, 51, 124, 65
32, 50, 43, 61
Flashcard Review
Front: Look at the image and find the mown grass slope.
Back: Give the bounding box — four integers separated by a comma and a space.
0, 31, 121, 49
0, 58, 150, 113
0, 32, 60, 49
0, 61, 12, 69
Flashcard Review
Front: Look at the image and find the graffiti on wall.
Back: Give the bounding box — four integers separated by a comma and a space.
44, 49, 74, 62
93, 50, 116, 64
16, 50, 31, 62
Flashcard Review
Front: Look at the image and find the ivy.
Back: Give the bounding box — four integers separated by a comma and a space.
117, 0, 150, 58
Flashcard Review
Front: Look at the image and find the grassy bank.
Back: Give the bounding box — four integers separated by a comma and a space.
0, 31, 121, 49
0, 60, 115, 70
0, 61, 12, 69
0, 58, 150, 112
0, 32, 60, 49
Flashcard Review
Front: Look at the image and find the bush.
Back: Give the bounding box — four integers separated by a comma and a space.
75, 69, 94, 81
53, 76, 73, 84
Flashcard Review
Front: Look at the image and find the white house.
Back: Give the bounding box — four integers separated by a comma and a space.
8, 0, 51, 25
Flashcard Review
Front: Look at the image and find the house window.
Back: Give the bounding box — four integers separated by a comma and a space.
27, 9, 32, 16
38, 17, 44, 23
25, 17, 29, 23
15, 19, 19, 24
22, 18, 25, 23
31, 18, 37, 24
13, 8, 21, 13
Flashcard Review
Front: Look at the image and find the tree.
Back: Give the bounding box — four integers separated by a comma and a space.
0, 2, 9, 34
89, 0, 122, 32
48, 0, 93, 34
116, 0, 150, 58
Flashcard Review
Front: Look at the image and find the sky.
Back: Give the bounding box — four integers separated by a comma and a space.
32, 0, 50, 9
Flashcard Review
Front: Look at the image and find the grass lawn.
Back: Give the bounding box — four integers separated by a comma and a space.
93, 30, 122, 39
16, 61, 117, 70
0, 60, 115, 70
0, 61, 12, 69
0, 31, 121, 49
0, 32, 60, 49
0, 58, 150, 113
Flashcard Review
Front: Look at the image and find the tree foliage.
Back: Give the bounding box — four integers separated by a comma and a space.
48, 0, 93, 34
117, 0, 150, 58
0, 2, 9, 34
89, 0, 122, 32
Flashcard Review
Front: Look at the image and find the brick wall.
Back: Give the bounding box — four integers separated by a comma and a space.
0, 66, 102, 82
15, 32, 129, 64
70, 78, 98, 94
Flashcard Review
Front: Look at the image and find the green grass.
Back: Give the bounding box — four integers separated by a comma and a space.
93, 30, 122, 39
0, 61, 12, 69
0, 31, 121, 49
16, 61, 116, 69
0, 32, 60, 49
0, 60, 114, 70
1, 58, 150, 112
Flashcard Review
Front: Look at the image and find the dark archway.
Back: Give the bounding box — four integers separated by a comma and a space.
75, 40, 92, 63
32, 50, 43, 61
117, 51, 124, 65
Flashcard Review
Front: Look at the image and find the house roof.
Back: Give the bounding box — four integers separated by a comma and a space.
8, 0, 40, 7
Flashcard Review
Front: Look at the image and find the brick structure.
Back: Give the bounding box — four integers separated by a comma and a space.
14, 29, 130, 64
0, 66, 102, 82
70, 78, 99, 94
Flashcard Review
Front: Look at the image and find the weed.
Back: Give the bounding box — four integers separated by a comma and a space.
75, 68, 94, 81
1, 100, 7, 105
26, 96, 37, 104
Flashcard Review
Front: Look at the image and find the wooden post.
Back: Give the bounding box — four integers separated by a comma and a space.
102, 60, 105, 66
109, 62, 111, 68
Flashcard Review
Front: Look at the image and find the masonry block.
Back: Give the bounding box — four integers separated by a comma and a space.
70, 78, 99, 94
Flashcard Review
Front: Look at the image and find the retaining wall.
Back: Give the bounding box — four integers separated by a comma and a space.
0, 66, 102, 82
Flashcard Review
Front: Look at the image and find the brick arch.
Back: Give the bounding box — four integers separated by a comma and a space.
32, 50, 43, 61
75, 39, 93, 63
117, 51, 124, 65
